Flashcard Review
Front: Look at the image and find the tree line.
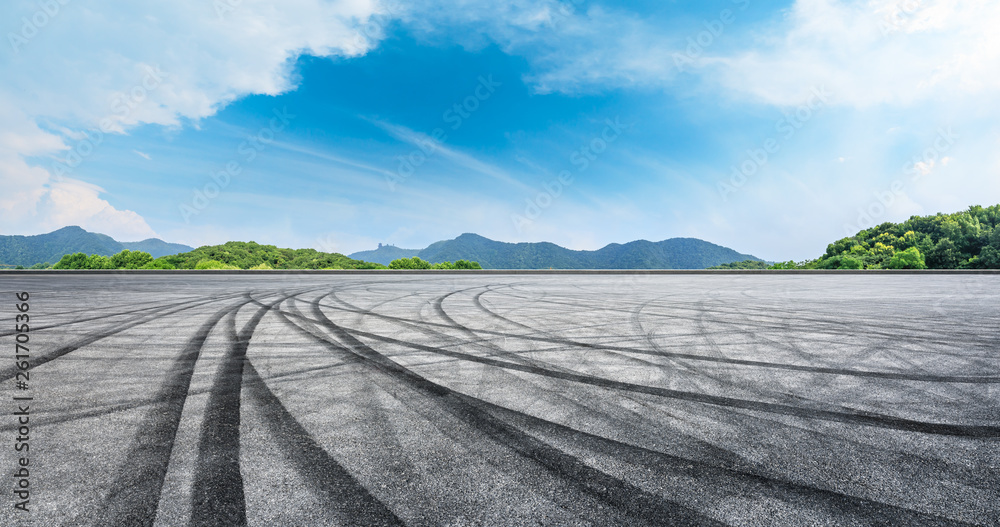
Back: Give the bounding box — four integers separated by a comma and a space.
43, 242, 483, 270
387, 257, 482, 269
768, 204, 1000, 270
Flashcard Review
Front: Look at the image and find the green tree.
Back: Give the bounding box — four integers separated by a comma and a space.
969, 226, 1000, 268
839, 256, 863, 269
708, 260, 770, 270
53, 252, 88, 269
887, 247, 927, 269
111, 249, 153, 269
195, 259, 239, 270
142, 260, 177, 270
926, 238, 961, 269
389, 257, 432, 269
974, 246, 1000, 269
84, 254, 115, 269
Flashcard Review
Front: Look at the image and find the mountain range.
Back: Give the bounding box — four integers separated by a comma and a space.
0, 226, 193, 267
1, 227, 761, 270
350, 233, 761, 269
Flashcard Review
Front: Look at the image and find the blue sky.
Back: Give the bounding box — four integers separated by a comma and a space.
2, 1, 999, 261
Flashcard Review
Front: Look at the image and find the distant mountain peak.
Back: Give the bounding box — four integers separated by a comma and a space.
352, 233, 761, 270
0, 227, 193, 267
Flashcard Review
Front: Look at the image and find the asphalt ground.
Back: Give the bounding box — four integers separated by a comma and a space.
0, 273, 997, 526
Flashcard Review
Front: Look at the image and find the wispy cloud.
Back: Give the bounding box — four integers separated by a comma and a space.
370, 118, 534, 192
133, 150, 152, 160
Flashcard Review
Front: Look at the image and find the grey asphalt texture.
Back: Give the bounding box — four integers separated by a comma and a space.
0, 273, 997, 526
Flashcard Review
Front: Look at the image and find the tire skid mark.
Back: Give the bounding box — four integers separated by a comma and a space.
309, 296, 1000, 384
305, 294, 724, 527
390, 287, 798, 495
447, 287, 714, 428
688, 293, 994, 418
259, 288, 1000, 439
423, 288, 677, 438
278, 295, 596, 522
272, 289, 494, 524
88, 299, 250, 526
505, 282, 959, 334
0, 293, 247, 382
492, 287, 998, 350
282, 292, 999, 438
629, 296, 744, 402
472, 288, 709, 404
334, 287, 638, 425
242, 360, 406, 525
190, 292, 292, 526
430, 288, 583, 376
319, 322, 1000, 438
0, 290, 249, 338
640, 310, 843, 424
0, 362, 350, 436
479, 379, 971, 526
471, 286, 534, 331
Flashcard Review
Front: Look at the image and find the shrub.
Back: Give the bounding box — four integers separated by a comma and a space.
53, 252, 89, 269
887, 247, 927, 269
142, 260, 177, 270
111, 249, 153, 269
839, 256, 863, 269
195, 259, 239, 270
84, 254, 115, 269
389, 257, 432, 269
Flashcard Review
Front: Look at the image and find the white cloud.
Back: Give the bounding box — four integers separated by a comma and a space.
914, 160, 935, 177
709, 0, 1000, 108
42, 179, 158, 241
398, 0, 680, 94
400, 0, 1000, 108
0, 172, 157, 240
0, 0, 384, 236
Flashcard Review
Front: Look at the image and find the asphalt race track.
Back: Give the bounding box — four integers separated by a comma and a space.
0, 273, 997, 526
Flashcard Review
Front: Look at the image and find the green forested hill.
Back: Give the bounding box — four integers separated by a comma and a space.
807, 205, 1000, 269
121, 238, 195, 258
153, 241, 385, 269
0, 226, 192, 266
412, 233, 761, 269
